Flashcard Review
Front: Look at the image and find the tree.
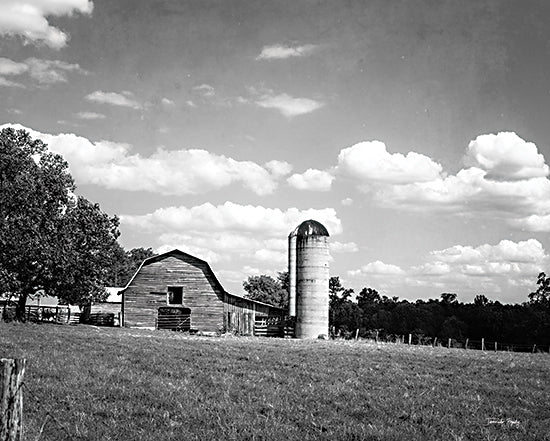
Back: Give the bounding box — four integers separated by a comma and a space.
440, 292, 458, 304
51, 197, 123, 306
0, 128, 123, 318
529, 272, 550, 307
106, 247, 156, 287
0, 128, 74, 318
243, 274, 288, 309
473, 294, 490, 307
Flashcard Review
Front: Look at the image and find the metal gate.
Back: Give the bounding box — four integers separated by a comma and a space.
157, 307, 191, 331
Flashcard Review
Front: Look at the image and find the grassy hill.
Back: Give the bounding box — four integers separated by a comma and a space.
1, 322, 548, 440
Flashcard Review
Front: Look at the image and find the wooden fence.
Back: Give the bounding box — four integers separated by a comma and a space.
1, 305, 80, 325
254, 316, 295, 338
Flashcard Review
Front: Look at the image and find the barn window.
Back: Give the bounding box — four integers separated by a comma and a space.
167, 286, 183, 305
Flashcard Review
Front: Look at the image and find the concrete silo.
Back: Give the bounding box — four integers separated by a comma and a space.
294, 219, 330, 339
287, 227, 298, 318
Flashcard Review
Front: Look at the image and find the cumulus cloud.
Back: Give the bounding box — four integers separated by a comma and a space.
121, 203, 342, 270
121, 202, 342, 237
464, 132, 548, 181
348, 260, 405, 277
331, 132, 550, 232
0, 0, 93, 49
337, 141, 443, 185
256, 43, 318, 60
0, 123, 287, 196
264, 160, 293, 178
85, 91, 142, 109
287, 168, 334, 191
254, 92, 324, 117
346, 239, 547, 301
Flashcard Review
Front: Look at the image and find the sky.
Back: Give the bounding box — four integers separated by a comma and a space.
2, 0, 550, 304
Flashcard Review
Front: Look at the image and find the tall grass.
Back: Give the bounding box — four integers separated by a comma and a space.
1, 322, 548, 440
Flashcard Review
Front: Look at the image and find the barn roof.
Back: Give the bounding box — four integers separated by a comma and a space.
120, 249, 284, 311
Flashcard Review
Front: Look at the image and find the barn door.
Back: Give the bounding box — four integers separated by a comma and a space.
157, 307, 191, 331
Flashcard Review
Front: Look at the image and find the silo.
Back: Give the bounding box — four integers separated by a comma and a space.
288, 227, 298, 317
295, 220, 330, 339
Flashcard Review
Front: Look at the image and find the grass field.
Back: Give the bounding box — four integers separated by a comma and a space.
1, 322, 549, 441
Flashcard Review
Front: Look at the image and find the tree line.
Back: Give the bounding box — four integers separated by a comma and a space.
243, 273, 550, 347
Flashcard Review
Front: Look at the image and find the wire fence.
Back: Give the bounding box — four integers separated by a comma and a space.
356, 331, 549, 353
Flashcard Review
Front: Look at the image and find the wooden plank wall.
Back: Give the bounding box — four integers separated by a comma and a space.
123, 256, 225, 332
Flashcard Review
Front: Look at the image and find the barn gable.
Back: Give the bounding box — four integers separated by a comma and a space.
120, 249, 284, 334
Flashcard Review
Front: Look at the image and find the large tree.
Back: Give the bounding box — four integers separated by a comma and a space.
243, 274, 288, 309
52, 197, 122, 306
0, 128, 122, 318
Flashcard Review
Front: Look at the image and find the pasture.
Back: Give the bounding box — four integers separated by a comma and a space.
1, 322, 548, 441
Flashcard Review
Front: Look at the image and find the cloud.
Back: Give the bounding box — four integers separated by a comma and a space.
341, 198, 354, 206
0, 123, 287, 196
122, 203, 342, 269
464, 132, 548, 181
0, 58, 28, 76
0, 57, 86, 87
26, 58, 86, 84
161, 97, 175, 107
85, 91, 142, 109
0, 1, 93, 49
254, 92, 324, 117
337, 141, 443, 185
330, 241, 359, 253
121, 202, 342, 237
330, 132, 550, 232
348, 260, 405, 277
346, 239, 547, 300
0, 77, 25, 88
75, 111, 105, 120
193, 84, 215, 97
256, 43, 318, 60
264, 160, 293, 178
287, 168, 334, 191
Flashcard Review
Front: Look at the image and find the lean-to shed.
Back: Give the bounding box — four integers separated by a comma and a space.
120, 249, 284, 334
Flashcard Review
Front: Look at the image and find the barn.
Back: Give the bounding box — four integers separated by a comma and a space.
120, 249, 285, 335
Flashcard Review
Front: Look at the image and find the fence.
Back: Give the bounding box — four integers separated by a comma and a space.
1, 305, 80, 325
358, 331, 548, 353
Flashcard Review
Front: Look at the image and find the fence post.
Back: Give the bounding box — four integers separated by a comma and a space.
533, 344, 537, 353
408, 334, 412, 345
494, 342, 497, 352
482, 338, 485, 351
1, 358, 26, 441
465, 338, 469, 350
433, 337, 437, 347
447, 338, 451, 349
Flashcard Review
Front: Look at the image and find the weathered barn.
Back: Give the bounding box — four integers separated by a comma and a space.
120, 249, 284, 334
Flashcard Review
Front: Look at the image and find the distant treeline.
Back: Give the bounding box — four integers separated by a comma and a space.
329, 276, 550, 347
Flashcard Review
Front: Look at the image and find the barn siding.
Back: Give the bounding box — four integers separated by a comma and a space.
123, 255, 224, 331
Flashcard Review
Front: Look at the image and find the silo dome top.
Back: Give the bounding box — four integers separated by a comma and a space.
295, 220, 329, 237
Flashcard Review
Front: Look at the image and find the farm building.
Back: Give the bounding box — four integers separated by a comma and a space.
120, 249, 285, 335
